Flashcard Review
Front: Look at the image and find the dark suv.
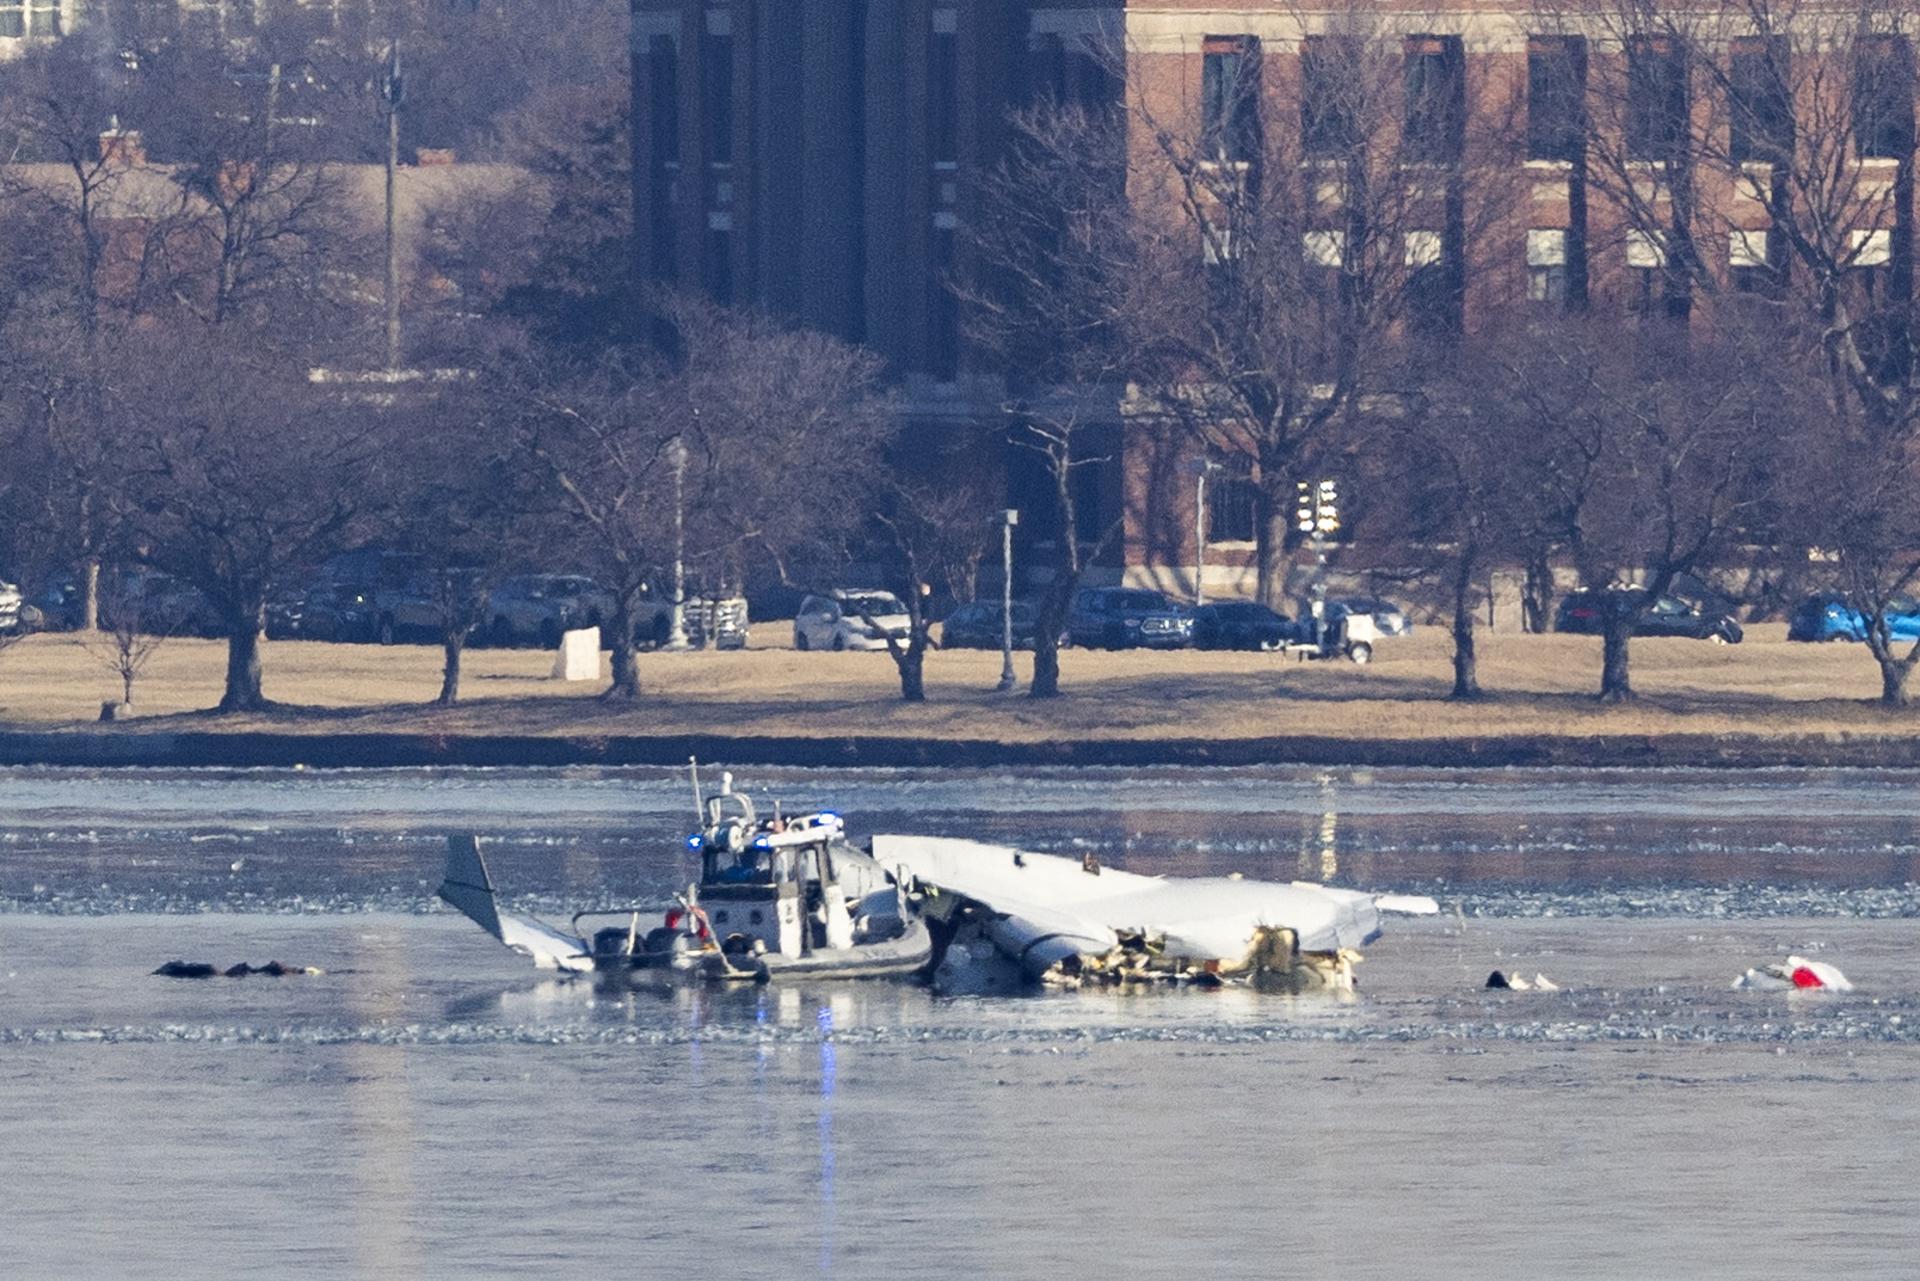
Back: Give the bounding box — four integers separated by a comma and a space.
1067, 587, 1194, 650
1555, 589, 1743, 643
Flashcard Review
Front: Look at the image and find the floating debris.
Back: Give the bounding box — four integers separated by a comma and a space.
152, 960, 324, 979
1486, 970, 1559, 992
1733, 957, 1852, 992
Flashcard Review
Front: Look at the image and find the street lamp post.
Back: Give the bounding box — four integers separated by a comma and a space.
666, 436, 690, 650
1187, 458, 1223, 606
996, 508, 1019, 692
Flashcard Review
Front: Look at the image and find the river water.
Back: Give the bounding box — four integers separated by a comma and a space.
3, 765, 1917, 1278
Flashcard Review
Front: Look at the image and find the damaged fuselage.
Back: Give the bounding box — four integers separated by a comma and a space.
873, 836, 1434, 992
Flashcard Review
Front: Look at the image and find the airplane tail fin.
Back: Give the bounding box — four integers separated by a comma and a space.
439, 834, 592, 973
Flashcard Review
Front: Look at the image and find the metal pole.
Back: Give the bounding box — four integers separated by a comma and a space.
667, 436, 690, 650
382, 43, 403, 374
996, 509, 1018, 692
1194, 469, 1208, 607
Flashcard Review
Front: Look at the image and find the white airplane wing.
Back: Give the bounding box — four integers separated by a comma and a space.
875, 835, 1408, 979
439, 834, 593, 973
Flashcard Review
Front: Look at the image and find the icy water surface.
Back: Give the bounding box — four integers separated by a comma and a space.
3, 765, 1919, 1278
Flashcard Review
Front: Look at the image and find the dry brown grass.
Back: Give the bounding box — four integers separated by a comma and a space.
0, 623, 1915, 742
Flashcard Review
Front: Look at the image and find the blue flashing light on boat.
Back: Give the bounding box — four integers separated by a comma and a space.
752, 836, 771, 850
686, 833, 704, 851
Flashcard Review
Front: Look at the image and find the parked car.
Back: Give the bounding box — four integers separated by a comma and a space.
485, 575, 617, 648
1327, 596, 1412, 637
634, 586, 750, 651
318, 550, 483, 645
1554, 590, 1744, 643
24, 574, 87, 632
1787, 594, 1920, 643
794, 590, 912, 651
101, 570, 223, 637
939, 599, 1062, 651
1191, 601, 1296, 651
0, 579, 21, 633
268, 582, 380, 643
1067, 587, 1194, 650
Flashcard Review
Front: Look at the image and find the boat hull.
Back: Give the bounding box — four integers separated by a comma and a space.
597, 917, 934, 984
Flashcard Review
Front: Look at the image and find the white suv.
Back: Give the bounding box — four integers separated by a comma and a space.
793, 591, 911, 651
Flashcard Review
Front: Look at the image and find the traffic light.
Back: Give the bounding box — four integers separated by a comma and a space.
1296, 479, 1340, 536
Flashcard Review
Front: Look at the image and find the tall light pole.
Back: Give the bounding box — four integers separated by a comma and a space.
666, 436, 690, 650
1188, 458, 1223, 606
996, 508, 1019, 692
380, 42, 403, 374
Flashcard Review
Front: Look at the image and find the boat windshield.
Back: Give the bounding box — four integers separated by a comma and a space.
708, 845, 776, 884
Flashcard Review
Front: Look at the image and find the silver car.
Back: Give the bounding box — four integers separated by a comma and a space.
0, 579, 21, 633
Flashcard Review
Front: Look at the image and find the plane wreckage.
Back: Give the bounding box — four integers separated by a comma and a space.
435, 776, 1436, 992
874, 835, 1439, 992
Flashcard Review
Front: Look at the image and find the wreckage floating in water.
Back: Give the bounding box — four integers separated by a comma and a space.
1733, 956, 1853, 992
438, 782, 931, 984
872, 835, 1438, 991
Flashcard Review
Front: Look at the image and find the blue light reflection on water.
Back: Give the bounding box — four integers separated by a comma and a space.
818, 1001, 837, 1277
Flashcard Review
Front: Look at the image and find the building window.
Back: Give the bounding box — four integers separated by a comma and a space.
929, 213, 959, 380
1854, 36, 1915, 160
701, 9, 733, 169
1730, 230, 1784, 296
1202, 35, 1261, 165
1626, 37, 1688, 162
704, 213, 733, 305
1207, 465, 1258, 543
1302, 36, 1361, 157
1527, 36, 1586, 162
1403, 35, 1464, 164
648, 34, 681, 282
1027, 32, 1114, 110
650, 35, 681, 168
1625, 229, 1687, 320
1527, 229, 1568, 303
1403, 229, 1456, 337
1303, 229, 1347, 304
930, 9, 958, 167
0, 0, 61, 37
1730, 37, 1794, 165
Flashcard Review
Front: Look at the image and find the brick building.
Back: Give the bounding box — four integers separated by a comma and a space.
627, 1, 1917, 598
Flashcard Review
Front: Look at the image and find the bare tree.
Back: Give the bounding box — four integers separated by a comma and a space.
964, 99, 1134, 699
1493, 316, 1788, 700
501, 297, 888, 700
1362, 338, 1554, 699
1537, 0, 1920, 703
85, 574, 167, 710
858, 475, 1000, 703
103, 329, 377, 713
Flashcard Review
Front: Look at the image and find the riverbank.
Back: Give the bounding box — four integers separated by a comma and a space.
3, 625, 1918, 768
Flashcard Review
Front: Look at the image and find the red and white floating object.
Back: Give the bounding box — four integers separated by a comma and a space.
1733, 956, 1854, 992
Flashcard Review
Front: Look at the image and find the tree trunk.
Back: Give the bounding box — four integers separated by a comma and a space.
605, 600, 641, 700
1599, 608, 1634, 703
1028, 578, 1070, 700
1522, 547, 1552, 635
1029, 635, 1061, 699
1449, 556, 1481, 701
218, 622, 266, 712
1255, 488, 1288, 608
437, 634, 465, 706
897, 641, 926, 702
1867, 632, 1916, 708
1879, 658, 1912, 708
83, 558, 100, 631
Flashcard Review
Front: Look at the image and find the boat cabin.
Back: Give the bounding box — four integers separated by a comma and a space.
694, 795, 855, 959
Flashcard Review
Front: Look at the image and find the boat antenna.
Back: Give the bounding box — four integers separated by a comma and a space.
688, 756, 704, 822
